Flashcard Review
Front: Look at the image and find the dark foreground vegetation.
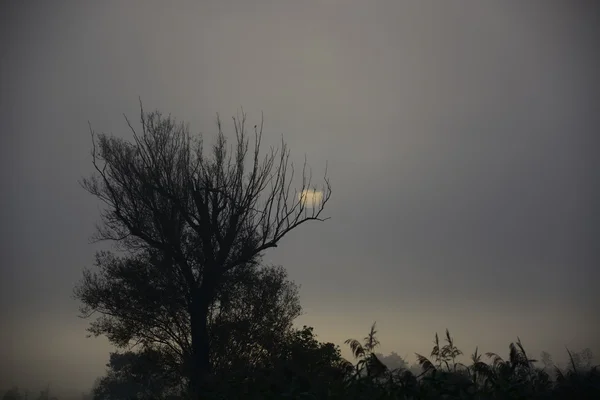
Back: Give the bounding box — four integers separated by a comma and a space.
5, 106, 595, 400
2, 326, 598, 400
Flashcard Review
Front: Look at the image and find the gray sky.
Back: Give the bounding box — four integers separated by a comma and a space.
2, 0, 599, 396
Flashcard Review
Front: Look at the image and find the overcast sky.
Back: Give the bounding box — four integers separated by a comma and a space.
1, 0, 599, 396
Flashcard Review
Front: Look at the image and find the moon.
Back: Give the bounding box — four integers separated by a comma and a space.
298, 189, 324, 208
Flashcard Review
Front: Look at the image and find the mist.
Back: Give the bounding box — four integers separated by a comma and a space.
1, 1, 598, 397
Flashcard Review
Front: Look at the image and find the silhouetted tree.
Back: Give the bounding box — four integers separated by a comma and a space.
208, 264, 302, 374
223, 326, 350, 399
80, 391, 93, 400
2, 387, 22, 400
92, 348, 184, 400
78, 105, 330, 397
375, 352, 408, 372
34, 386, 56, 400
75, 252, 303, 393
540, 350, 554, 370
90, 325, 348, 400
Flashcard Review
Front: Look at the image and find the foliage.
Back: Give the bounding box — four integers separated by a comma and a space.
6, 326, 597, 399
91, 348, 184, 400
78, 104, 330, 397
71, 104, 600, 399
75, 252, 302, 393
2, 388, 23, 400
168, 323, 595, 400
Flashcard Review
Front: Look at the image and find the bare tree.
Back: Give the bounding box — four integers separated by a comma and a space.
80, 103, 331, 397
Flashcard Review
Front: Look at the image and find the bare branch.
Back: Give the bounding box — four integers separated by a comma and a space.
79, 104, 331, 391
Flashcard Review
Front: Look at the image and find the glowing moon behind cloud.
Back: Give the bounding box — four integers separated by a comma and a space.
298, 189, 324, 208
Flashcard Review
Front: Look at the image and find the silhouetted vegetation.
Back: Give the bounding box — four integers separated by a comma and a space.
6, 106, 589, 399
1, 386, 59, 400
76, 105, 330, 398
334, 326, 598, 400
4, 333, 598, 399
84, 324, 599, 400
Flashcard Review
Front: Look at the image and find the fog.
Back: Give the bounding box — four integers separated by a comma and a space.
1, 0, 598, 396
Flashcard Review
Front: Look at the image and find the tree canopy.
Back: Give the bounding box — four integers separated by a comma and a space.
77, 105, 331, 397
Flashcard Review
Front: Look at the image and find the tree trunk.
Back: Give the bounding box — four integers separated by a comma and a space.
189, 285, 213, 399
